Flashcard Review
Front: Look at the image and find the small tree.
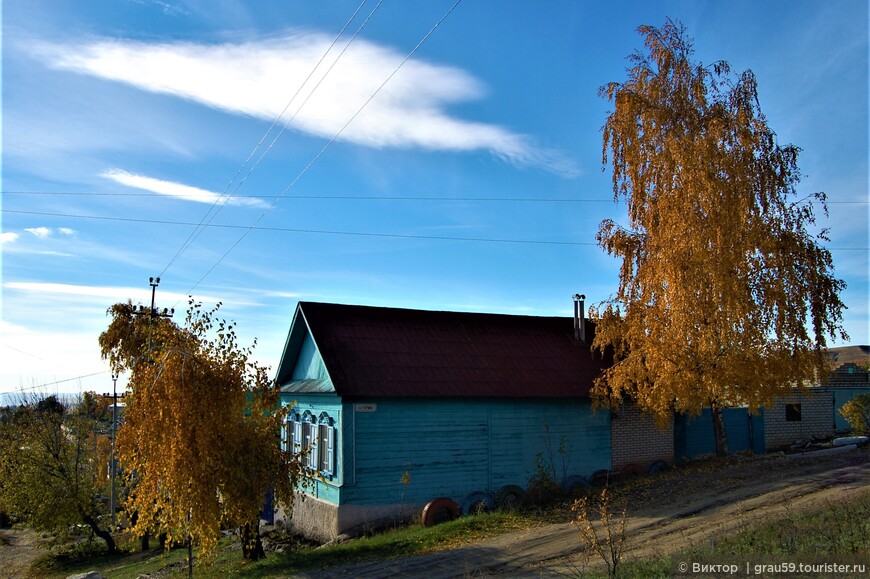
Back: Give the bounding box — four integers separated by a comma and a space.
571, 487, 628, 579
592, 20, 847, 456
99, 300, 306, 566
0, 394, 117, 553
839, 394, 870, 436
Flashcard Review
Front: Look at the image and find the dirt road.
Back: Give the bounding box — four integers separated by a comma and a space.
296, 446, 869, 578
0, 527, 45, 579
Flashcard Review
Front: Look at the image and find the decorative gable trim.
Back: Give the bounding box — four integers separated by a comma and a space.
275, 304, 335, 393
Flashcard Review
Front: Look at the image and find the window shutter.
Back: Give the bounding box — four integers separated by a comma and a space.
293, 421, 302, 454
326, 424, 335, 475
307, 423, 318, 469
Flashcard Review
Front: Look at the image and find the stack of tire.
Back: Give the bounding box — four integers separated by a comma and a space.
421, 460, 671, 526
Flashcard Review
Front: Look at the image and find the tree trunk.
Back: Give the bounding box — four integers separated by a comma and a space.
187, 534, 194, 579
81, 513, 117, 554
241, 521, 265, 561
711, 404, 729, 457
131, 511, 150, 551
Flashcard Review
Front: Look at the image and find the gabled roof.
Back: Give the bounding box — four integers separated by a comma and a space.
276, 302, 607, 399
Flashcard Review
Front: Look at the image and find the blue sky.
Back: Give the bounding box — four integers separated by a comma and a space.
1, 0, 867, 397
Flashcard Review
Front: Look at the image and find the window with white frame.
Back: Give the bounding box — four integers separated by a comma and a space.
284, 409, 336, 478
318, 413, 336, 477
299, 410, 315, 469
282, 411, 299, 453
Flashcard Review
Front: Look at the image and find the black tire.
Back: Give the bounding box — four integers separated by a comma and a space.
590, 469, 611, 486
619, 462, 645, 482
461, 491, 494, 515
561, 474, 591, 494
494, 485, 526, 510
646, 460, 670, 475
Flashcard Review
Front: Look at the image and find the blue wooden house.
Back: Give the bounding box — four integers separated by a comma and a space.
274, 301, 612, 541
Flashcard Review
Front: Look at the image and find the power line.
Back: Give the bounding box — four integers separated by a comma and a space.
1, 342, 44, 360
1, 208, 599, 246
7, 208, 869, 251
6, 190, 867, 204
160, 0, 377, 277
179, 0, 466, 301
0, 371, 110, 395
3, 190, 622, 203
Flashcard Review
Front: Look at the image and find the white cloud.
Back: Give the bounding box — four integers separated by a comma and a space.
25, 227, 52, 238
101, 169, 268, 208
3, 281, 224, 308
0, 320, 112, 395
58, 227, 76, 236
0, 282, 275, 393
37, 33, 579, 177
0, 232, 19, 244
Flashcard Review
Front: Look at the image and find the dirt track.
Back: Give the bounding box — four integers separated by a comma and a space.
0, 527, 45, 579
296, 446, 869, 578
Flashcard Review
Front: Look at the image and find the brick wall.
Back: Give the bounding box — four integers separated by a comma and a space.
610, 404, 673, 470
765, 389, 835, 450
823, 363, 870, 387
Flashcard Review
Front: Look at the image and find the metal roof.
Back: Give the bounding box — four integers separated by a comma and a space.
281, 302, 606, 399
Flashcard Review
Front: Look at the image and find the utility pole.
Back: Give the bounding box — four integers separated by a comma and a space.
133, 277, 175, 356
110, 372, 118, 527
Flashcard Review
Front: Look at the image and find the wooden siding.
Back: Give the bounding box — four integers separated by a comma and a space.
292, 333, 330, 382
281, 393, 344, 501
340, 398, 610, 507
674, 408, 765, 461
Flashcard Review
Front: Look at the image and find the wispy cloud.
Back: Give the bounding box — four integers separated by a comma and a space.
37, 33, 580, 177
3, 281, 223, 308
0, 320, 110, 393
25, 227, 52, 238
0, 281, 275, 390
101, 169, 268, 207
127, 0, 190, 17
6, 227, 79, 257
22, 227, 76, 239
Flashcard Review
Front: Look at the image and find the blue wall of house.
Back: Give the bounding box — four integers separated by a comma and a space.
292, 333, 329, 381
282, 393, 344, 503
339, 397, 610, 507
674, 408, 765, 461
280, 394, 611, 507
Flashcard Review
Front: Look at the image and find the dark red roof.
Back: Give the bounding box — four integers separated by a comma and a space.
290, 302, 606, 399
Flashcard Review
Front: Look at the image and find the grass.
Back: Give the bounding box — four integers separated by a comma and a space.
29, 509, 551, 578
26, 485, 870, 577
578, 490, 870, 578
693, 493, 870, 557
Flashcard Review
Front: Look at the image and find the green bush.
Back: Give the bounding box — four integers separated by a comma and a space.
839, 394, 870, 436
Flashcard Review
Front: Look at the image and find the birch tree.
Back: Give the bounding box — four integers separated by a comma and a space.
0, 394, 117, 553
99, 300, 305, 563
592, 20, 847, 456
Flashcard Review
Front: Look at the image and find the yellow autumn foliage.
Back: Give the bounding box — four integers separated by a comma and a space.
592, 20, 847, 454
99, 299, 305, 560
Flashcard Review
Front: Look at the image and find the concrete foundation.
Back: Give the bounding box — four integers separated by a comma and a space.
278, 493, 422, 542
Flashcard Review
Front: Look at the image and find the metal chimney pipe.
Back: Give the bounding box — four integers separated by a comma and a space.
573, 294, 586, 342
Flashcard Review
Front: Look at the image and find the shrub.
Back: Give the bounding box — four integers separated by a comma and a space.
839, 394, 870, 436
571, 486, 628, 579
